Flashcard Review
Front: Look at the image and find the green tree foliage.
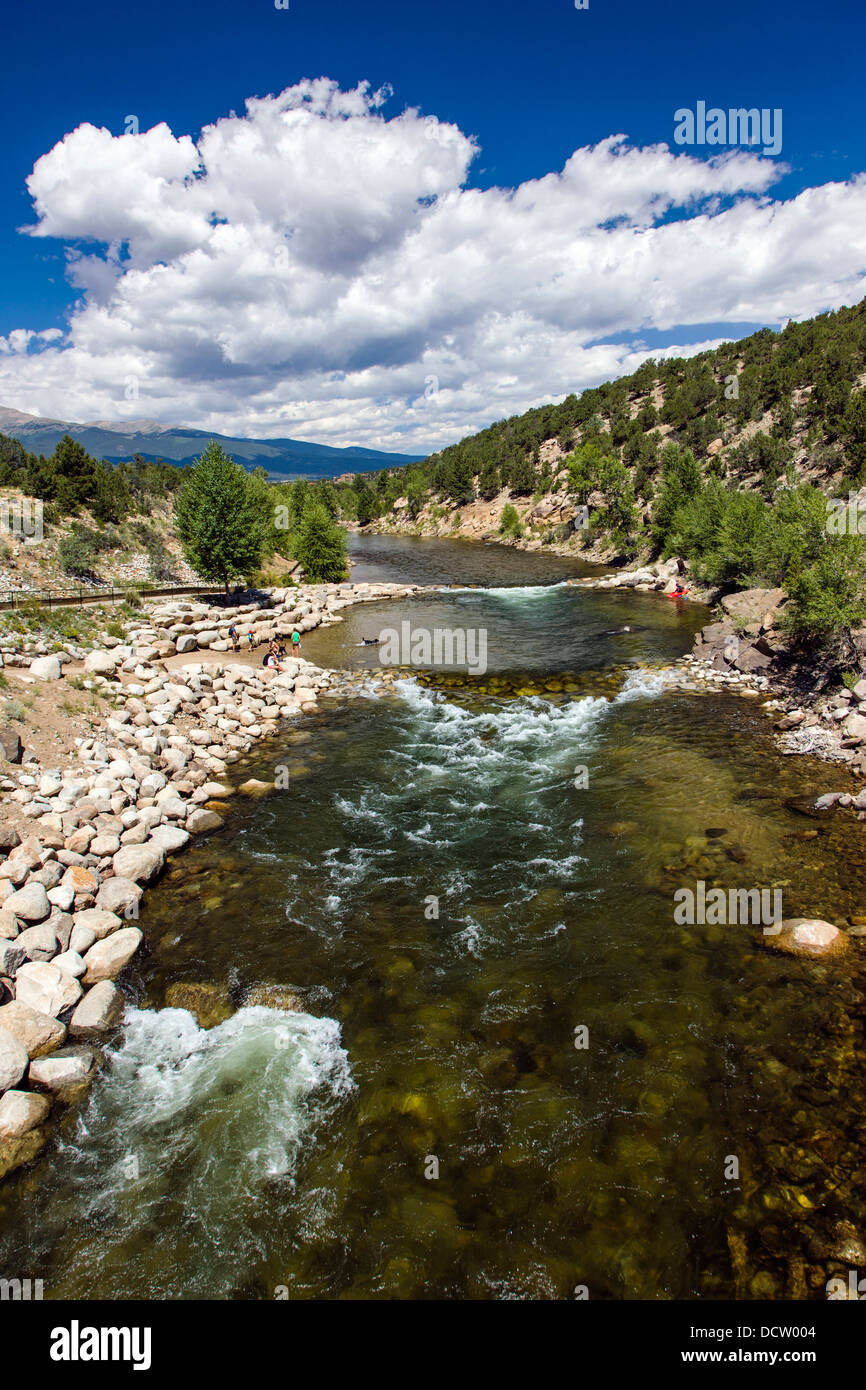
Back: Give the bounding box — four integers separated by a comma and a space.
174, 441, 269, 589
52, 435, 97, 512
499, 503, 523, 538
289, 479, 310, 528
507, 454, 536, 497
292, 501, 348, 582
651, 444, 702, 550
783, 536, 866, 644
355, 481, 378, 526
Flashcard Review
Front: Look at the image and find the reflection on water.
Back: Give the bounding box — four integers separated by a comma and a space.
344, 531, 597, 588
1, 539, 865, 1301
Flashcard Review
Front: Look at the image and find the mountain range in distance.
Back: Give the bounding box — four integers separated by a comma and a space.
0, 406, 424, 481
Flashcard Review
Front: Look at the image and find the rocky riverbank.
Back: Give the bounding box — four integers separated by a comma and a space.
0, 578, 418, 1179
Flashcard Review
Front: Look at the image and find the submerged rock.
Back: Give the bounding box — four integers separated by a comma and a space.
761, 918, 850, 958
165, 981, 233, 1029
0, 1123, 51, 1179
242, 984, 306, 1012
238, 779, 273, 796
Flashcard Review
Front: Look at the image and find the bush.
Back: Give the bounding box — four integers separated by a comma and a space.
58, 531, 100, 578
499, 504, 523, 538
782, 537, 866, 643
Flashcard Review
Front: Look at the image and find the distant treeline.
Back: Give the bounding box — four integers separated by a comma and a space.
0, 431, 184, 524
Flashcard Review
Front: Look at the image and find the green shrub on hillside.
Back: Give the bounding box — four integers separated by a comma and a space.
499, 504, 523, 538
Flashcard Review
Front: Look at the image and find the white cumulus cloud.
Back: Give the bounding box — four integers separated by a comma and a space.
2, 77, 865, 455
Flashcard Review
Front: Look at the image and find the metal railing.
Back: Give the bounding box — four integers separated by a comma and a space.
0, 581, 224, 613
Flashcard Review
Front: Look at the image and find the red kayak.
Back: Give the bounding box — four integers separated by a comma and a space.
668, 588, 689, 601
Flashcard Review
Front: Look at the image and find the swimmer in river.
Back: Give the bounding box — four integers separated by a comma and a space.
602, 625, 634, 635
357, 637, 381, 646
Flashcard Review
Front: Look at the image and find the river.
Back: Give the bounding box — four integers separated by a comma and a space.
2, 534, 866, 1300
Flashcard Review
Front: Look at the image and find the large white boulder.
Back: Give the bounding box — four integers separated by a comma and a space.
0, 1028, 29, 1093
29, 656, 61, 680
82, 927, 143, 983
84, 650, 118, 676
14, 961, 83, 1018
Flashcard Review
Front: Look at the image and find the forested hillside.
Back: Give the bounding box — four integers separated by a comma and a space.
329, 300, 866, 644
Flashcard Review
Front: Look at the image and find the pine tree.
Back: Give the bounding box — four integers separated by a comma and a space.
478, 460, 501, 501
355, 481, 377, 525
174, 441, 269, 590
53, 435, 97, 513
293, 501, 348, 581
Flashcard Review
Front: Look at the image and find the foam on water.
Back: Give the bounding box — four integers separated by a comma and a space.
615, 666, 683, 701
444, 581, 572, 598
53, 1004, 353, 1295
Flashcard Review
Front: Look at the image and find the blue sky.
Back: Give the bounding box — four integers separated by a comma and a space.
1, 0, 864, 450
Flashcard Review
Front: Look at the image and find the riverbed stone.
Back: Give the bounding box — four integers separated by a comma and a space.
148, 824, 190, 854
0, 1088, 51, 1138
0, 728, 22, 763
82, 927, 143, 984
14, 961, 83, 1017
0, 938, 26, 977
69, 980, 124, 1038
84, 650, 118, 676
187, 808, 223, 833
95, 877, 141, 916
843, 713, 866, 743
3, 882, 50, 923
72, 908, 122, 941
15, 922, 58, 962
0, 909, 19, 940
61, 865, 99, 896
0, 1027, 29, 1093
0, 1001, 66, 1057
762, 918, 849, 957
53, 949, 86, 978
111, 842, 165, 884
28, 1045, 96, 1102
29, 655, 62, 680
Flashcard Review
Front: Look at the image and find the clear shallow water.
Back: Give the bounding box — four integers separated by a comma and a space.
2, 538, 866, 1301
